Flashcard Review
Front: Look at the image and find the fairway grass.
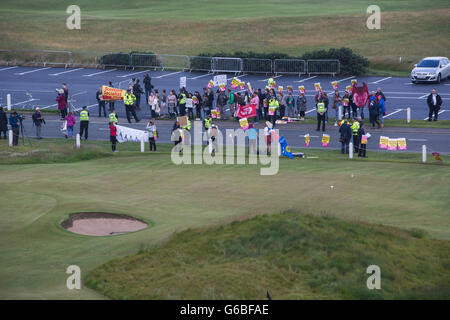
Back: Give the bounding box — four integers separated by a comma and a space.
0, 139, 449, 299
0, 1, 449, 74
85, 213, 450, 300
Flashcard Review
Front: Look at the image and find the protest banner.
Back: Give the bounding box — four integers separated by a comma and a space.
321, 134, 330, 147
432, 152, 442, 161
298, 86, 305, 94
179, 76, 186, 89
305, 134, 310, 147
230, 78, 240, 89
287, 86, 293, 93
239, 82, 246, 90
314, 83, 321, 92
219, 83, 226, 92
387, 138, 397, 151
397, 138, 407, 150
235, 104, 257, 119
101, 86, 126, 101
332, 81, 338, 90
379, 136, 389, 149
239, 118, 249, 131
207, 80, 214, 89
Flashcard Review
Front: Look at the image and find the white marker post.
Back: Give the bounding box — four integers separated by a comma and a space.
7, 94, 11, 111
406, 107, 411, 124
140, 135, 145, 153
8, 130, 13, 147
76, 134, 80, 148
349, 142, 353, 159
338, 105, 343, 121
422, 145, 427, 163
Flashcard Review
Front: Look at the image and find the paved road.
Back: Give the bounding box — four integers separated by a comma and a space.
11, 115, 450, 155
1, 66, 450, 121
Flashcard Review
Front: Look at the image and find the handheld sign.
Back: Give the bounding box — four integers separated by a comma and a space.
332, 81, 338, 90
305, 134, 310, 147
179, 76, 187, 89
321, 134, 330, 147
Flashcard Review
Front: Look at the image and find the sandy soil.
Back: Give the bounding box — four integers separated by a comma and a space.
63, 213, 147, 236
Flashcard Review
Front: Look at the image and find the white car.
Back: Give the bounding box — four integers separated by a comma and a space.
411, 57, 450, 84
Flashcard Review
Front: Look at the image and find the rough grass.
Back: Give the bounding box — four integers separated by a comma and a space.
85, 212, 450, 300
0, 138, 449, 299
0, 1, 449, 74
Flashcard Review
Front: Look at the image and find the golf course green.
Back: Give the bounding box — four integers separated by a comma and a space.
0, 139, 449, 299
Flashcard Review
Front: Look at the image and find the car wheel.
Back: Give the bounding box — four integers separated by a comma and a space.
436, 74, 441, 84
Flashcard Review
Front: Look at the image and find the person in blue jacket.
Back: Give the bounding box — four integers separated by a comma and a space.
9, 111, 20, 146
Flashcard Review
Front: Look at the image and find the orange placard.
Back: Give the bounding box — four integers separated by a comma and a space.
101, 86, 126, 101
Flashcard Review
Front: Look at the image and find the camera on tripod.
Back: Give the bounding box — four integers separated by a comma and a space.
17, 114, 26, 121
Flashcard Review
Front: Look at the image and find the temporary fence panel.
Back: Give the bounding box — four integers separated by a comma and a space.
242, 58, 272, 74
130, 53, 161, 69
307, 59, 340, 75
71, 51, 101, 67
159, 54, 190, 71
274, 59, 306, 75
0, 50, 15, 65
189, 56, 213, 72
212, 57, 243, 73
39, 50, 73, 67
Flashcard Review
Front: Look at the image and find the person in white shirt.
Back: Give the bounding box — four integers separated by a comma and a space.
146, 119, 158, 151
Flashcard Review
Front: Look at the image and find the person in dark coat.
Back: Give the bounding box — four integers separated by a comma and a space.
339, 119, 352, 154
143, 73, 153, 101
357, 122, 367, 158
0, 106, 8, 139
133, 79, 144, 110
96, 87, 106, 118
56, 89, 67, 120
9, 112, 20, 146
427, 89, 443, 121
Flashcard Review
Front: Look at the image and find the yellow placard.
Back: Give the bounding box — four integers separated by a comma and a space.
101, 86, 126, 101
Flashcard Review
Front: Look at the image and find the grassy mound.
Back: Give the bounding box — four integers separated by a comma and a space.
85, 213, 450, 300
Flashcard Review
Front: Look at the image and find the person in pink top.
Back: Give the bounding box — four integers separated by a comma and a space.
65, 111, 76, 138
56, 89, 67, 120
250, 92, 260, 123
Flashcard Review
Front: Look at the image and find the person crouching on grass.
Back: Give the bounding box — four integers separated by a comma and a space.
109, 121, 118, 152
146, 119, 158, 151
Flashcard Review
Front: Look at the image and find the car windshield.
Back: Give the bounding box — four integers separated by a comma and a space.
417, 60, 439, 68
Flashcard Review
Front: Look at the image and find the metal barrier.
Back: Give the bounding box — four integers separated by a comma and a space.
39, 50, 73, 67
307, 59, 340, 75
130, 53, 161, 69
0, 49, 72, 67
212, 57, 243, 74
274, 59, 306, 75
70, 51, 101, 67
159, 54, 190, 71
100, 52, 131, 69
243, 58, 272, 74
189, 56, 213, 72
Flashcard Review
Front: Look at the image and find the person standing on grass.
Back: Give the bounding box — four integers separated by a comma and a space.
332, 90, 342, 126
56, 89, 67, 120
0, 106, 8, 139
171, 120, 182, 152
377, 95, 386, 128
279, 90, 287, 119
296, 92, 307, 120
339, 119, 352, 154
9, 112, 20, 146
109, 121, 118, 152
96, 86, 106, 118
79, 106, 89, 140
351, 119, 361, 154
358, 122, 367, 158
32, 107, 44, 139
65, 111, 76, 139
146, 119, 158, 152
427, 89, 442, 122
216, 90, 228, 120
264, 122, 273, 155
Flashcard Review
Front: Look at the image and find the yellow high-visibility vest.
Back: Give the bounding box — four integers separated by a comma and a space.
124, 93, 136, 105
317, 102, 325, 113
351, 121, 360, 135
80, 110, 89, 121
109, 112, 118, 123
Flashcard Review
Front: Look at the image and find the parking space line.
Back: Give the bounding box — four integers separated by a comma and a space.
117, 70, 152, 78
188, 73, 212, 80
41, 103, 58, 110
305, 109, 316, 114
0, 66, 18, 72
294, 76, 317, 83
14, 67, 52, 75
408, 139, 428, 142
337, 76, 355, 83
384, 109, 403, 118
10, 98, 39, 106
258, 75, 282, 82
417, 94, 428, 99
49, 68, 84, 76
153, 71, 183, 79
370, 77, 392, 84
83, 69, 117, 77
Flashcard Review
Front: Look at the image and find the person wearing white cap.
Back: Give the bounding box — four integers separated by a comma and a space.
32, 107, 45, 139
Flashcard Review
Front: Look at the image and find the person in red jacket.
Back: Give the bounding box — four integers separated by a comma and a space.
109, 121, 118, 152
56, 89, 67, 120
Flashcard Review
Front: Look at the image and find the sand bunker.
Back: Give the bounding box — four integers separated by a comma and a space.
62, 212, 148, 236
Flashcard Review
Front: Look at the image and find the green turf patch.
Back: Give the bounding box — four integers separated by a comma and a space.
85, 213, 450, 299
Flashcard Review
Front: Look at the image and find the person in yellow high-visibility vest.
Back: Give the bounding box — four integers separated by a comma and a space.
316, 99, 327, 132
268, 97, 279, 124
124, 88, 140, 123
79, 106, 90, 140
108, 109, 118, 124
351, 119, 361, 153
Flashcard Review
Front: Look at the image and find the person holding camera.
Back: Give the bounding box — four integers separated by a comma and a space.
32, 107, 45, 139
9, 111, 20, 146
